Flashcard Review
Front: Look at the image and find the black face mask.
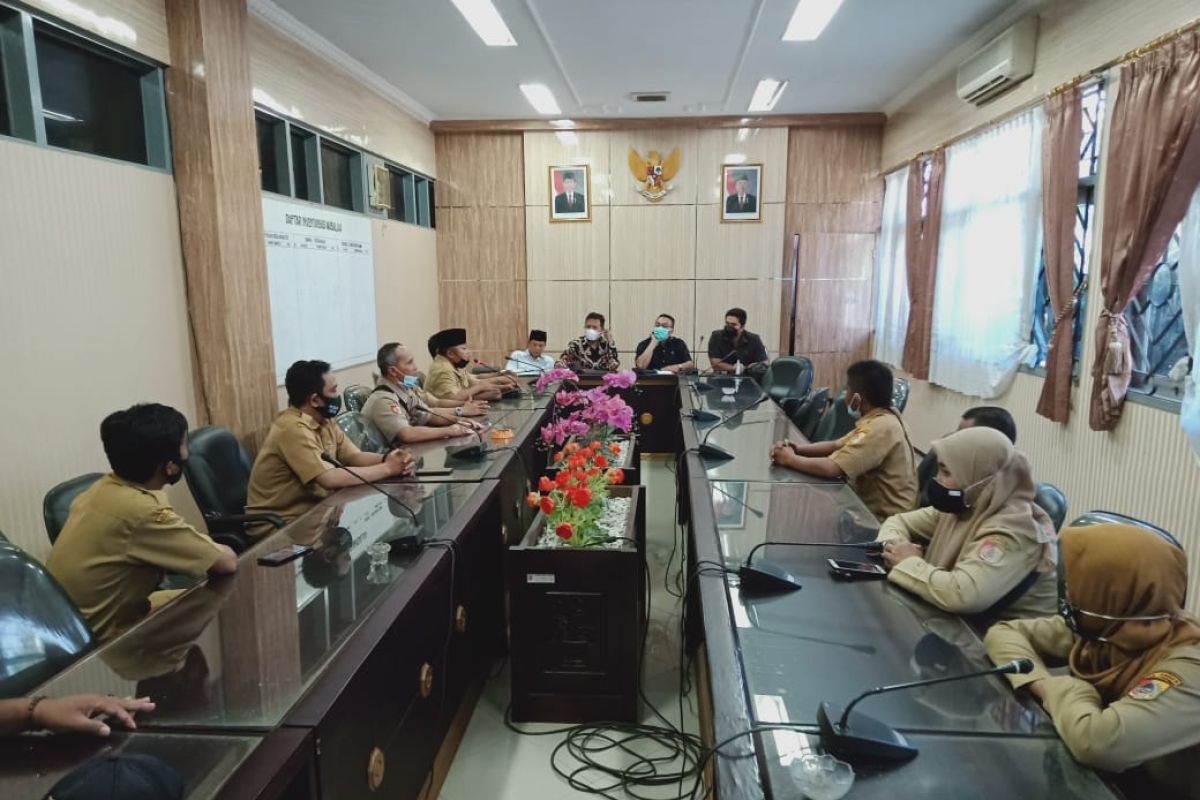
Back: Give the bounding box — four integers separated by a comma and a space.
165, 458, 186, 485
724, 324, 739, 337
317, 394, 342, 419
451, 356, 470, 369
927, 480, 967, 514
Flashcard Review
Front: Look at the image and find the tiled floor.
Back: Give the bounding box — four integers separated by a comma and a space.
439, 460, 699, 800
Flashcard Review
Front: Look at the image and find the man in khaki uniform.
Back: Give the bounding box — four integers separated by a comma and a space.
245, 359, 415, 537
771, 360, 916, 519
46, 404, 237, 642
363, 342, 485, 445
985, 525, 1200, 796
424, 328, 518, 402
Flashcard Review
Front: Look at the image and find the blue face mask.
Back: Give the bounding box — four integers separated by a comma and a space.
402, 374, 420, 388
652, 326, 670, 341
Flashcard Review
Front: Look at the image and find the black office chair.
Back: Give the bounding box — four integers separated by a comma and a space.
342, 384, 372, 413
892, 378, 911, 413
1069, 511, 1182, 548
1033, 482, 1068, 531
813, 389, 855, 442
0, 539, 96, 698
183, 426, 284, 552
915, 450, 937, 507
42, 473, 104, 545
335, 412, 388, 454
789, 387, 830, 441
760, 357, 814, 404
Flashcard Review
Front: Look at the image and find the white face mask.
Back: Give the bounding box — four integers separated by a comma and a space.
584, 328, 601, 342
847, 394, 862, 420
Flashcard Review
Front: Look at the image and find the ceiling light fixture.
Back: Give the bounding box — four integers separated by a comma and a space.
549, 119, 576, 129
520, 83, 561, 115
450, 0, 517, 47
748, 79, 787, 112
782, 0, 845, 41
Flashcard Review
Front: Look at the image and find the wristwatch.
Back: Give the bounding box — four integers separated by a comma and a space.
455, 406, 463, 417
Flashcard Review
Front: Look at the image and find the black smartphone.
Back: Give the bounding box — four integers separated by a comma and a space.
257, 544, 313, 566
828, 558, 887, 580
416, 468, 454, 477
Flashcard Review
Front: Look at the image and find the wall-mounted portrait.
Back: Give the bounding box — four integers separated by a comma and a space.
549, 164, 591, 222
721, 163, 762, 223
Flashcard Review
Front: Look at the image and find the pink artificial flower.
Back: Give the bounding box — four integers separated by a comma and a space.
601, 370, 637, 390
536, 368, 579, 393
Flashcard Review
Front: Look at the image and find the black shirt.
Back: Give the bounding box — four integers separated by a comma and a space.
707, 329, 767, 366
634, 336, 693, 370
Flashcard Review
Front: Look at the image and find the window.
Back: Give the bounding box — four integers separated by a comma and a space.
34, 22, 154, 165
427, 180, 436, 229
256, 112, 288, 194
389, 168, 417, 224
1028, 82, 1106, 370
1126, 228, 1188, 402
320, 139, 358, 211
290, 127, 318, 201
415, 175, 431, 226
0, 8, 12, 137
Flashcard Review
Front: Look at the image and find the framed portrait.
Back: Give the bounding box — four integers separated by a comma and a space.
721, 163, 762, 223
548, 164, 591, 222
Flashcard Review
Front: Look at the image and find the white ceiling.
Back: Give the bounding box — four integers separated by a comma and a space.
267, 0, 1019, 120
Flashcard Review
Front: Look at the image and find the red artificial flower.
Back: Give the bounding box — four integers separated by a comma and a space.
589, 440, 601, 450
569, 455, 585, 469
607, 468, 625, 485
594, 455, 609, 468
571, 488, 592, 509
608, 442, 621, 456
539, 476, 555, 493
553, 450, 564, 464
540, 496, 556, 515
587, 468, 600, 477
565, 442, 580, 454
555, 522, 574, 540
555, 471, 572, 487
526, 491, 540, 508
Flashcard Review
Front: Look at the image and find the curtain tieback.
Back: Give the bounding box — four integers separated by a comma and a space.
1053, 277, 1088, 327
1099, 308, 1129, 376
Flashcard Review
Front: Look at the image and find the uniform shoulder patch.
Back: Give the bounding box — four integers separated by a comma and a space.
153, 507, 175, 524
390, 403, 400, 415
848, 431, 867, 446
977, 538, 1005, 565
1128, 671, 1182, 701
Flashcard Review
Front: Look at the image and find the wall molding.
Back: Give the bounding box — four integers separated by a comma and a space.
431, 113, 886, 133
248, 0, 434, 124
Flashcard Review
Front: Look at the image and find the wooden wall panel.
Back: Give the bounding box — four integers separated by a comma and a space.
696, 203, 786, 280
526, 280, 610, 357
788, 127, 884, 204
694, 280, 785, 359
23, 0, 171, 63
525, 205, 611, 281
436, 133, 524, 207
610, 205, 697, 280
609, 280, 698, 359
436, 207, 525, 280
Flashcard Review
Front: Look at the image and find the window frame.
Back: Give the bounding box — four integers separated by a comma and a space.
255, 110, 290, 196
1123, 226, 1190, 412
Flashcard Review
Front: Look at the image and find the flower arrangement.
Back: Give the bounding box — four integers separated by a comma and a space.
538, 369, 638, 447
526, 440, 627, 547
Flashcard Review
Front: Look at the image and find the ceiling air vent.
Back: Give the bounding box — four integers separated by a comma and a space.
630, 91, 670, 103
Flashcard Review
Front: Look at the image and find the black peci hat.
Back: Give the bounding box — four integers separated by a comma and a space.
528, 329, 547, 342
427, 328, 467, 357
45, 754, 184, 800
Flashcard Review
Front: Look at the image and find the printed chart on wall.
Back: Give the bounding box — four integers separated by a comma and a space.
263, 196, 376, 384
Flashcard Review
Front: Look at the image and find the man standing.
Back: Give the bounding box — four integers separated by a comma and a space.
506, 329, 555, 375
558, 312, 620, 372
725, 173, 757, 214
245, 360, 415, 536
634, 314, 694, 373
47, 403, 238, 642
707, 307, 768, 373
363, 342, 485, 445
554, 171, 586, 214
425, 328, 518, 402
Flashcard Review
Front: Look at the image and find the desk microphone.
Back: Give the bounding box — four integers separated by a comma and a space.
816, 658, 1035, 763
696, 394, 768, 461
471, 357, 500, 374
737, 540, 883, 594
508, 356, 548, 375
423, 409, 490, 461
319, 453, 421, 531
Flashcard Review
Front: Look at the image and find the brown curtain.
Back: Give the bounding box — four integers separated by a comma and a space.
901, 149, 945, 380
1089, 31, 1200, 430
1036, 87, 1084, 423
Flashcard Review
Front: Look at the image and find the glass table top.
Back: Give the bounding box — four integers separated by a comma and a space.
707, 481, 1050, 737
694, 413, 836, 484
35, 481, 486, 731
403, 405, 546, 482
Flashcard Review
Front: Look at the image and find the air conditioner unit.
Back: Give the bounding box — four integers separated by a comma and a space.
956, 16, 1038, 105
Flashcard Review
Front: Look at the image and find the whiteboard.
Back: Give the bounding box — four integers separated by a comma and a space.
263, 196, 376, 384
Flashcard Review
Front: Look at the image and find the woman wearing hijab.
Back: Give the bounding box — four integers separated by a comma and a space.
985, 525, 1200, 795
875, 426, 1058, 618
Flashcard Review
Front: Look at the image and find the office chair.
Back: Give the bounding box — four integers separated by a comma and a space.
915, 451, 937, 507
0, 539, 96, 698
43, 473, 104, 545
1069, 511, 1182, 549
1033, 483, 1068, 531
342, 384, 371, 413
760, 357, 814, 405
183, 426, 284, 552
335, 412, 388, 454
789, 387, 830, 441
812, 389, 855, 442
892, 378, 911, 413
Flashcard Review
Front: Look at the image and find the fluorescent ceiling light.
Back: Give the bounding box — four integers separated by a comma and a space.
520, 83, 561, 115
748, 79, 787, 112
782, 0, 845, 41
450, 0, 517, 46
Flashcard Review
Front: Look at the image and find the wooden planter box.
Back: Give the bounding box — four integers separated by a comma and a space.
507, 485, 646, 723
543, 434, 641, 487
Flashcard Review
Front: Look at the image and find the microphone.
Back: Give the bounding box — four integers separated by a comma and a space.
423, 409, 490, 461
319, 453, 422, 533
696, 394, 768, 461
817, 658, 1035, 763
508, 356, 548, 375
473, 358, 523, 398
738, 540, 883, 594
471, 357, 500, 374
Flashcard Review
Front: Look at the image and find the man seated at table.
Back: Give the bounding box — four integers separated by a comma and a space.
46, 403, 238, 643
425, 327, 518, 402
558, 311, 620, 372
707, 307, 768, 374
634, 313, 694, 373
363, 342, 484, 445
245, 359, 415, 537
769, 359, 917, 519
917, 406, 1018, 507
506, 329, 555, 376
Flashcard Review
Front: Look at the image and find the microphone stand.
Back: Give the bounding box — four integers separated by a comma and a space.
696, 394, 768, 461
736, 540, 882, 595
319, 453, 422, 536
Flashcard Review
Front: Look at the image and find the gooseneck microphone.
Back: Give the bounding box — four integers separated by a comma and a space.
736, 540, 883, 594
470, 357, 500, 374
817, 658, 1035, 763
320, 452, 421, 529
696, 394, 768, 461
427, 410, 489, 461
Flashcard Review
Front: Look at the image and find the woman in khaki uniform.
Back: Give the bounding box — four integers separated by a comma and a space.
985, 524, 1200, 798
876, 426, 1058, 619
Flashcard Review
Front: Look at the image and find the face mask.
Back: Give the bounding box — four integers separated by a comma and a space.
402, 374, 420, 388
723, 325, 738, 337
927, 479, 967, 515
584, 328, 601, 342
652, 326, 670, 342
847, 394, 862, 421
317, 394, 342, 419
165, 457, 186, 485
